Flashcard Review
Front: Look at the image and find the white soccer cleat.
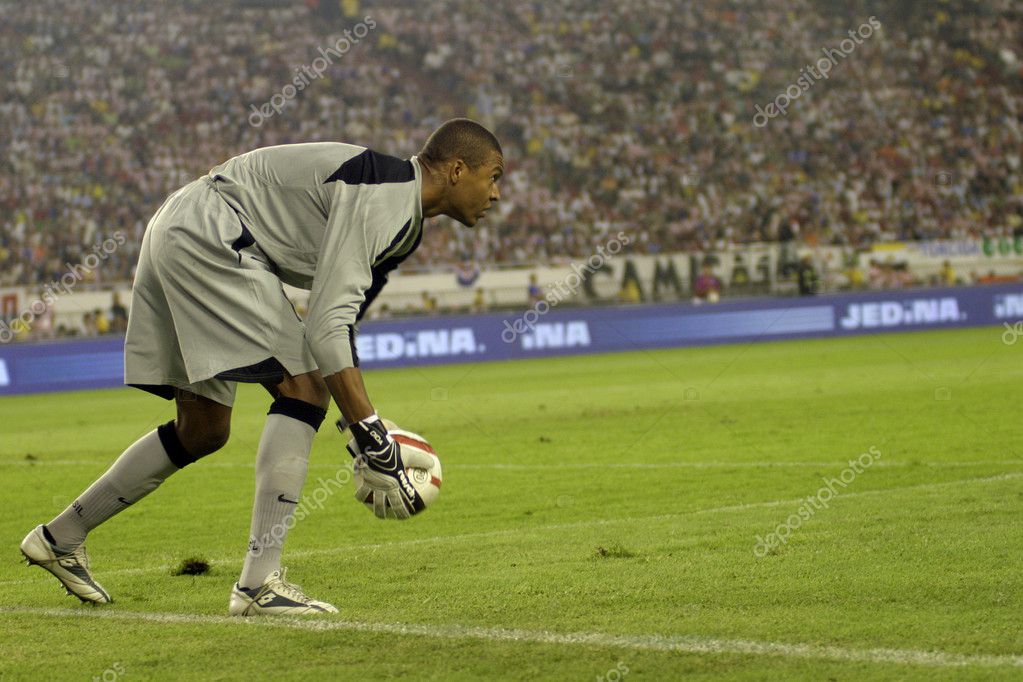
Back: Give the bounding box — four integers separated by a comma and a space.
229, 568, 338, 616
20, 525, 111, 604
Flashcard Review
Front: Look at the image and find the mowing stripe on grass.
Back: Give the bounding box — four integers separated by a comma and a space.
3, 606, 1022, 669
3, 472, 1019, 587
277, 471, 1023, 560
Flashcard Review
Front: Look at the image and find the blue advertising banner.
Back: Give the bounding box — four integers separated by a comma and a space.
2, 284, 1022, 397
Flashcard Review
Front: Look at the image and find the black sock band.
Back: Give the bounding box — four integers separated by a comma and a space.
268, 396, 328, 431
157, 421, 196, 469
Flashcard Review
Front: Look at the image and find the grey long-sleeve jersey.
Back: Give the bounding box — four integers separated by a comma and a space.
206, 142, 424, 376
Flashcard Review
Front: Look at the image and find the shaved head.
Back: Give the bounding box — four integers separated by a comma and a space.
419, 118, 502, 169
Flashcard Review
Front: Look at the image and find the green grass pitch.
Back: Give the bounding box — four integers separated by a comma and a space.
1, 326, 1021, 680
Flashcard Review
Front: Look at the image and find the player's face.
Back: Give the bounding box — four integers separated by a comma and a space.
450, 152, 503, 227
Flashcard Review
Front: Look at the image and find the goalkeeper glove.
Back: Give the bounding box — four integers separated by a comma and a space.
342, 414, 428, 519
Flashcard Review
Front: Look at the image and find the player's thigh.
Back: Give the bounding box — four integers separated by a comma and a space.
262, 370, 329, 410
152, 183, 305, 382
159, 227, 276, 366
125, 217, 184, 381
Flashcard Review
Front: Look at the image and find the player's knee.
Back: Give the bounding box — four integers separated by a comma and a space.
192, 424, 231, 456
159, 419, 230, 466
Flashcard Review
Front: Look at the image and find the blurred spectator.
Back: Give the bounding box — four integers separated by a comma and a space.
455, 259, 481, 287
730, 255, 750, 288
82, 311, 96, 337
693, 264, 722, 304
796, 255, 819, 296
844, 251, 866, 289
472, 287, 487, 313
619, 278, 643, 303
94, 308, 110, 335
939, 260, 958, 287
34, 299, 55, 340
819, 253, 836, 293
527, 273, 542, 305
109, 292, 128, 333
420, 291, 438, 314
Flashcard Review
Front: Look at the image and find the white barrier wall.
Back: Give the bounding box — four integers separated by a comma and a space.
2, 240, 1021, 336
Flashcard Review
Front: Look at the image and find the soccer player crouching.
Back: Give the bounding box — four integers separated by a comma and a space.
20, 119, 503, 615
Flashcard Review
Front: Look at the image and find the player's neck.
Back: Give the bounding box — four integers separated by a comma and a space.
419, 160, 448, 219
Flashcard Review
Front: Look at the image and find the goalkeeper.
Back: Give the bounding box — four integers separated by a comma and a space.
19, 119, 503, 616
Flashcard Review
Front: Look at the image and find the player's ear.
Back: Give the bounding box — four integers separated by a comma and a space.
448, 159, 466, 185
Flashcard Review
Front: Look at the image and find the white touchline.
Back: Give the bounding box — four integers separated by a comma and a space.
3, 459, 1022, 470
2, 472, 1019, 587
3, 607, 1022, 669
449, 461, 1023, 470
0, 459, 262, 469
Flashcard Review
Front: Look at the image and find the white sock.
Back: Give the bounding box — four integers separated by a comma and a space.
238, 413, 316, 589
46, 429, 180, 551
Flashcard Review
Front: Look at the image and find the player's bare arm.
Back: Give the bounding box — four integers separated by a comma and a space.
325, 367, 374, 425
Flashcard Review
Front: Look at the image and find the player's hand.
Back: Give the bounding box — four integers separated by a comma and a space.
341, 415, 429, 519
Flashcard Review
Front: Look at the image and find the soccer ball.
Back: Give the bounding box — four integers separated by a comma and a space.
351, 419, 442, 517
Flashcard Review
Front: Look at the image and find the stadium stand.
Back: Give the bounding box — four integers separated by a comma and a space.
0, 0, 1020, 288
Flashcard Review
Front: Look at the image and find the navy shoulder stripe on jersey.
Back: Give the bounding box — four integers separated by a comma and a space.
376, 217, 414, 262
358, 220, 423, 322
325, 149, 414, 185
347, 325, 359, 367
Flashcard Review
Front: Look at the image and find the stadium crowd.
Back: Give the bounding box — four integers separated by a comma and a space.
1, 0, 1021, 289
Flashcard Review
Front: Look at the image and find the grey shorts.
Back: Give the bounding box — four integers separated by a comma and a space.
124, 178, 317, 406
